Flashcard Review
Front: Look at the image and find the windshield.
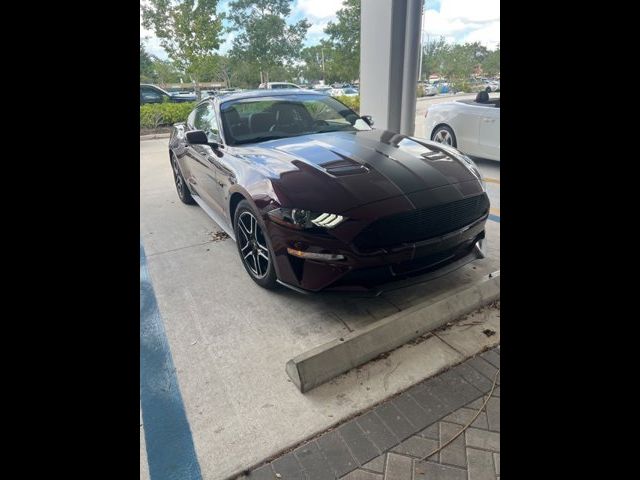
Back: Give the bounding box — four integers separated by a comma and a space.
220, 94, 371, 146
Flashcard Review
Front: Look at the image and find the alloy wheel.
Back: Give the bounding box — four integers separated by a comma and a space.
433, 129, 453, 146
237, 211, 271, 279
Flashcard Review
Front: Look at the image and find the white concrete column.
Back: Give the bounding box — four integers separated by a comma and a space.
360, 0, 423, 135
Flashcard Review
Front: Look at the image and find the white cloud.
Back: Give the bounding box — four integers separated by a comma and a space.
423, 0, 500, 49
461, 20, 500, 49
423, 9, 467, 36
439, 0, 499, 24
295, 0, 344, 20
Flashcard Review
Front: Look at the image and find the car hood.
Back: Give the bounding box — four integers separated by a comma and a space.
238, 129, 481, 213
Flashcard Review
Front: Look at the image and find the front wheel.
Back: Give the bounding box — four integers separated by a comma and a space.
431, 125, 457, 147
234, 200, 277, 289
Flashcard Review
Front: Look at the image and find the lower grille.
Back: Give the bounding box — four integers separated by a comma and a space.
330, 234, 480, 289
354, 194, 489, 250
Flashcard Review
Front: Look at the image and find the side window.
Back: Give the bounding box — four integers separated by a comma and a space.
193, 103, 220, 142
140, 87, 163, 104
187, 109, 197, 129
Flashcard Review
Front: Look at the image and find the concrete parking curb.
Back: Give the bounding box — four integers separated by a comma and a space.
286, 271, 500, 393
140, 133, 171, 141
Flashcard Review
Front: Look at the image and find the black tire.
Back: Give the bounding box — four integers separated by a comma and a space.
170, 152, 196, 205
431, 125, 457, 148
233, 200, 278, 289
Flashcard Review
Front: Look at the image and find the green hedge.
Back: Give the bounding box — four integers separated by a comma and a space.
140, 102, 196, 129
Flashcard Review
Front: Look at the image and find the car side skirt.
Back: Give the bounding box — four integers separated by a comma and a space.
191, 194, 236, 241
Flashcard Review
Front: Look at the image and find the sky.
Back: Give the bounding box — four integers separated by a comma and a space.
140, 0, 500, 60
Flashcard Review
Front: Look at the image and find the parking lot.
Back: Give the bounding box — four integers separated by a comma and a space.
140, 121, 500, 479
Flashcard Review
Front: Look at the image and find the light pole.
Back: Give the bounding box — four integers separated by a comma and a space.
417, 4, 425, 82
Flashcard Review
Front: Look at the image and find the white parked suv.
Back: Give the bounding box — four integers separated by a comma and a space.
258, 82, 301, 89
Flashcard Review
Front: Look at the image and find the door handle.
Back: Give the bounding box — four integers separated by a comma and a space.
483, 118, 495, 123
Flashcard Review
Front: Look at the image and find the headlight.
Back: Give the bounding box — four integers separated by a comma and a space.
267, 208, 347, 229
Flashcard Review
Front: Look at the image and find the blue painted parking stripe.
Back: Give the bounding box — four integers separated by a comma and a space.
140, 242, 202, 480
488, 213, 500, 223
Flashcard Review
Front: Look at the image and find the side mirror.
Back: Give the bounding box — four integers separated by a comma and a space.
361, 115, 374, 127
185, 130, 209, 145
186, 130, 221, 150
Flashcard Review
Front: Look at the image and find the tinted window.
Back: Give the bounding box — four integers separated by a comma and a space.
140, 86, 164, 103
193, 103, 220, 142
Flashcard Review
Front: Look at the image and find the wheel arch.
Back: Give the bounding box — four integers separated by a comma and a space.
430, 122, 455, 140
229, 191, 248, 226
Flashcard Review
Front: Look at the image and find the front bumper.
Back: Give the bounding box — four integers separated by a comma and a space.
266, 213, 488, 293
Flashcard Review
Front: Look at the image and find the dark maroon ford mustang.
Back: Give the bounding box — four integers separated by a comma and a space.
169, 89, 489, 293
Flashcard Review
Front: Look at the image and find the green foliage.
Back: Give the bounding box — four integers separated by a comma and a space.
421, 37, 448, 81
335, 95, 359, 113
300, 42, 335, 84
140, 102, 196, 129
228, 0, 310, 84
482, 45, 500, 76
140, 43, 155, 82
141, 0, 225, 85
324, 0, 361, 82
421, 37, 499, 84
152, 58, 184, 84
417, 84, 425, 97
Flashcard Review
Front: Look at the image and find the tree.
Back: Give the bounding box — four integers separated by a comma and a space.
421, 37, 449, 80
152, 58, 184, 85
140, 43, 155, 82
300, 41, 338, 84
324, 0, 361, 82
482, 45, 500, 76
141, 0, 225, 94
228, 0, 310, 85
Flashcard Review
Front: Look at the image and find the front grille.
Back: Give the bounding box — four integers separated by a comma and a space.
353, 194, 489, 250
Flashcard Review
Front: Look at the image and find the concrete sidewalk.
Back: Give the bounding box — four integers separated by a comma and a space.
244, 347, 500, 480
140, 138, 500, 480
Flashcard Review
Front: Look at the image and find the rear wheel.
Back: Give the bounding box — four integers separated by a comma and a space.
234, 200, 277, 289
431, 125, 457, 147
171, 152, 195, 205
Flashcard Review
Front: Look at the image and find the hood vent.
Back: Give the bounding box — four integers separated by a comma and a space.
321, 158, 369, 176
421, 150, 448, 161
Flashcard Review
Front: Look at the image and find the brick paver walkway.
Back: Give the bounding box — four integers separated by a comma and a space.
245, 347, 500, 480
